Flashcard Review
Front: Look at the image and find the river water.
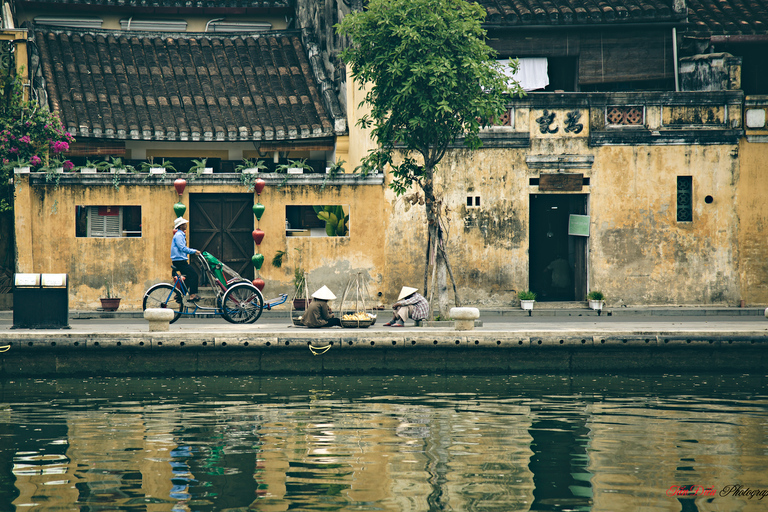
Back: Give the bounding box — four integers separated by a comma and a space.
0, 373, 766, 511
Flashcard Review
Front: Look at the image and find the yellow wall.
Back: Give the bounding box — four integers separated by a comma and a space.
14, 174, 387, 310
737, 138, 768, 304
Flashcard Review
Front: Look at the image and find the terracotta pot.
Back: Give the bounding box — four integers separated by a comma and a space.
100, 298, 121, 311
293, 298, 310, 310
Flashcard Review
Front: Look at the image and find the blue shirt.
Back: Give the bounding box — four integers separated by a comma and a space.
171, 230, 196, 261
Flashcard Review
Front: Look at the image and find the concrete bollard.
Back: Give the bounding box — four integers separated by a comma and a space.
144, 308, 175, 332
450, 307, 480, 331
765, 307, 768, 319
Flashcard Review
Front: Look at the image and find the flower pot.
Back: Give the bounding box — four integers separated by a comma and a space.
149, 167, 166, 174
100, 297, 121, 311
203, 167, 213, 174
80, 167, 97, 174
242, 168, 259, 174
293, 298, 310, 310
589, 300, 604, 311
520, 299, 535, 311
13, 167, 30, 174
287, 167, 304, 174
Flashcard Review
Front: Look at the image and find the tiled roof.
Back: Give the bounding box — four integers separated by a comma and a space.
476, 0, 681, 26
18, 0, 289, 11
685, 0, 768, 35
35, 29, 341, 141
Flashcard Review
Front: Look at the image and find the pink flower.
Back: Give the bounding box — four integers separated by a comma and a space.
63, 160, 74, 171
30, 155, 42, 166
51, 140, 69, 153
19, 135, 31, 144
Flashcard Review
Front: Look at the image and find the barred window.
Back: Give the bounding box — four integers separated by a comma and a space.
676, 177, 692, 222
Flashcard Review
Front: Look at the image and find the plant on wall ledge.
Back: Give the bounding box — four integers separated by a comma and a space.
321, 160, 346, 190
140, 157, 176, 175
276, 159, 313, 189
237, 159, 267, 191
107, 156, 136, 190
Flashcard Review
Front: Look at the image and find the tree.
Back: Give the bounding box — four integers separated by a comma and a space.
338, 0, 525, 318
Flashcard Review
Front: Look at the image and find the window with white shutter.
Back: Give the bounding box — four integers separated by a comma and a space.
76, 206, 142, 238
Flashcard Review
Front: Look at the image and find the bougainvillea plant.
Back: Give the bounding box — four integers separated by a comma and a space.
1, 67, 75, 211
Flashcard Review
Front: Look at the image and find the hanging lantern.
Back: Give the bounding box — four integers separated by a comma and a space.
251, 253, 265, 269
252, 229, 265, 245
252, 278, 265, 291
173, 202, 186, 217
254, 178, 266, 195
174, 178, 187, 196
252, 202, 266, 221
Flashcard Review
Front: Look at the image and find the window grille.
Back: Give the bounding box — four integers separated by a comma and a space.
677, 176, 692, 222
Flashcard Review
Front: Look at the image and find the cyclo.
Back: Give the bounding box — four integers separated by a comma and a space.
143, 251, 266, 324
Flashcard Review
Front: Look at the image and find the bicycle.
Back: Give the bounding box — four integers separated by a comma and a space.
142, 251, 283, 324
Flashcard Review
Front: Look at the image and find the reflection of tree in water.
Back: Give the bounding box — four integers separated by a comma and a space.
528, 412, 593, 511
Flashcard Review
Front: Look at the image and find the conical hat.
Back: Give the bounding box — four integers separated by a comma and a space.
398, 286, 418, 300
311, 285, 336, 301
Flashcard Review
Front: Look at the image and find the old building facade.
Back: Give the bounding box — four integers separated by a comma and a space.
2, 0, 767, 309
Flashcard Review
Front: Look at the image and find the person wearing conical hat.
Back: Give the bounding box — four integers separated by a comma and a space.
383, 286, 429, 327
301, 285, 341, 328
171, 217, 202, 301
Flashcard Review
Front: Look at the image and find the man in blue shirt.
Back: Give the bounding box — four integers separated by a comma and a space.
171, 217, 202, 301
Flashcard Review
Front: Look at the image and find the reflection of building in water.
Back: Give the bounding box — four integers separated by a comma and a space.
528, 405, 593, 511
254, 401, 535, 511
588, 401, 768, 512
12, 411, 179, 511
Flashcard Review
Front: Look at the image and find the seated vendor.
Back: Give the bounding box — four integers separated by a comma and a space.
301, 285, 341, 328
384, 286, 429, 327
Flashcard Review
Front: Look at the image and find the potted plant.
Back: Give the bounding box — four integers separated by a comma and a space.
587, 290, 605, 311
276, 159, 313, 189
292, 266, 309, 310
321, 159, 346, 190
518, 290, 536, 311
236, 159, 267, 191
140, 157, 176, 175
188, 158, 213, 180
11, 157, 31, 174
80, 158, 109, 174
100, 278, 121, 311
107, 157, 135, 190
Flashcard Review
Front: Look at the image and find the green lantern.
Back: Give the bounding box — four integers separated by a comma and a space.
252, 202, 266, 221
251, 253, 265, 270
173, 202, 186, 217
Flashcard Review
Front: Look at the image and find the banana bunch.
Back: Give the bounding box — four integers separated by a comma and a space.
343, 311, 373, 321
314, 205, 349, 236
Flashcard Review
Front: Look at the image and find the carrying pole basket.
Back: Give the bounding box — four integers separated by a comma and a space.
339, 272, 377, 328
290, 272, 310, 326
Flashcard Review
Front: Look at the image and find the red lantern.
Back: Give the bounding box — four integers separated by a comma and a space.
174, 178, 187, 196
252, 278, 265, 291
254, 178, 266, 195
252, 229, 265, 245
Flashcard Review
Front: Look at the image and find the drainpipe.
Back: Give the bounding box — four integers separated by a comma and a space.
673, 27, 679, 92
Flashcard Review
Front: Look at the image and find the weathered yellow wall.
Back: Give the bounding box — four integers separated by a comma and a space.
737, 138, 768, 305
14, 175, 387, 310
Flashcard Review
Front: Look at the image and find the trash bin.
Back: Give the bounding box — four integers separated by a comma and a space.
13, 273, 69, 329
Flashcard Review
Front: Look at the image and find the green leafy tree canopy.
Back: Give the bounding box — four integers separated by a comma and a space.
337, 0, 525, 195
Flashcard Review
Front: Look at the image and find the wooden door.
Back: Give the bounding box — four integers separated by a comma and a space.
189, 193, 254, 281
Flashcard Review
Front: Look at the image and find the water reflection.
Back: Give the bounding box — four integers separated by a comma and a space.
0, 374, 766, 511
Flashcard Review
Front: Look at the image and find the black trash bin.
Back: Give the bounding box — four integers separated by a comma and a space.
13, 273, 70, 329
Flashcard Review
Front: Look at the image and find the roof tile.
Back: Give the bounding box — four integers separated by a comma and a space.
36, 29, 339, 142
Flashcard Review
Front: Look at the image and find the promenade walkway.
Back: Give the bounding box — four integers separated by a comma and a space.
1, 306, 766, 377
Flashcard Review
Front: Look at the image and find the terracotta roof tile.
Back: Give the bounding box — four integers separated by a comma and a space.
686, 0, 768, 34
35, 29, 341, 142
477, 0, 683, 25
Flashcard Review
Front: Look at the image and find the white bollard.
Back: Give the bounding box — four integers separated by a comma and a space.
765, 307, 768, 320
450, 307, 480, 331
144, 308, 175, 332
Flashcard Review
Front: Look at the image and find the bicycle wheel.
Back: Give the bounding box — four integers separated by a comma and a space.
142, 283, 184, 324
221, 282, 264, 324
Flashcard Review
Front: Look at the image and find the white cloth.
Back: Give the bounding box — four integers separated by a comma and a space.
498, 58, 549, 91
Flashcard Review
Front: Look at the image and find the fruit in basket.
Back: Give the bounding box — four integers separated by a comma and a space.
342, 311, 373, 321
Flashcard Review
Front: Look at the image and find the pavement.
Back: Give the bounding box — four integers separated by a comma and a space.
1, 305, 766, 337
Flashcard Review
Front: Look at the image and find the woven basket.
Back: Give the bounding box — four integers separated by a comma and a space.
341, 317, 374, 328
292, 317, 304, 326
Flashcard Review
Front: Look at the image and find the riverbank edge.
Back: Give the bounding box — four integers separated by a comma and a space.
1, 329, 766, 377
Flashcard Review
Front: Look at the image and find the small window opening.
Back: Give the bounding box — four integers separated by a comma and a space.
286, 205, 350, 237
76, 206, 142, 238
677, 176, 693, 222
